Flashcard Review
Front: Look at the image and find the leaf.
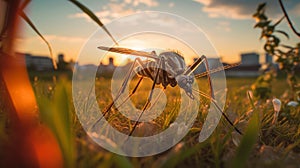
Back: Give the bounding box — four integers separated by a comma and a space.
259, 32, 265, 39
231, 105, 260, 167
247, 91, 256, 110
159, 142, 208, 168
257, 3, 266, 12
38, 80, 75, 168
273, 36, 280, 46
18, 11, 57, 69
266, 25, 274, 34
273, 16, 285, 27
258, 14, 268, 21
69, 0, 118, 45
112, 154, 133, 168
264, 44, 271, 52
275, 30, 289, 39
281, 44, 294, 49
252, 12, 259, 18
254, 21, 270, 28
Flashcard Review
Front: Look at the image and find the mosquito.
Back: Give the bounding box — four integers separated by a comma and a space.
92, 46, 243, 136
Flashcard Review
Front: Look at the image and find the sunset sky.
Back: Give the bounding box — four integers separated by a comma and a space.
16, 0, 300, 65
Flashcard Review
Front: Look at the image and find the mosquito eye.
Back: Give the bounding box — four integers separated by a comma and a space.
188, 77, 194, 84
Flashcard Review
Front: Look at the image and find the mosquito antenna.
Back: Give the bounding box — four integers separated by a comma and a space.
192, 88, 243, 135
195, 62, 241, 78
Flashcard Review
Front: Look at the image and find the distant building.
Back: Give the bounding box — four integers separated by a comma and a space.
57, 53, 68, 71
97, 57, 116, 77
241, 52, 259, 65
225, 64, 261, 77
225, 52, 261, 77
25, 53, 54, 71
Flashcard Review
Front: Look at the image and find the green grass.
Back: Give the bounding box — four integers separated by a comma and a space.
2, 73, 300, 167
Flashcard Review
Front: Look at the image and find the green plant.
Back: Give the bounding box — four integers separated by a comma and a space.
253, 2, 300, 99
251, 67, 276, 99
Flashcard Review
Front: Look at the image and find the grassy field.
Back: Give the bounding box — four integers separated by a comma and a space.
2, 72, 300, 168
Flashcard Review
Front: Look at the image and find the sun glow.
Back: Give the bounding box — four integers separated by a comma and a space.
100, 32, 201, 66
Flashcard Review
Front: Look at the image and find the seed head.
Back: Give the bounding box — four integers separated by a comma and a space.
272, 98, 281, 124
272, 98, 281, 112
287, 101, 299, 107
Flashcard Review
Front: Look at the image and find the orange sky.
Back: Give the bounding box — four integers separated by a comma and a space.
15, 0, 300, 65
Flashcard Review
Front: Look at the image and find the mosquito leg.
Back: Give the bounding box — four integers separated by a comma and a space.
147, 87, 165, 112
128, 58, 163, 136
186, 55, 242, 135
161, 56, 168, 88
202, 56, 241, 132
192, 88, 243, 135
200, 56, 215, 99
114, 77, 144, 110
183, 55, 204, 76
197, 56, 242, 134
91, 58, 146, 130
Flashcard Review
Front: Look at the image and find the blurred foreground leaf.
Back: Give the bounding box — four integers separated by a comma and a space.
37, 80, 75, 167
232, 94, 260, 167
159, 142, 208, 168
112, 154, 133, 168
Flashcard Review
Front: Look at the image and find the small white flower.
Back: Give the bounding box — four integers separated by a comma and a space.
287, 101, 299, 107
272, 98, 281, 124
272, 98, 281, 112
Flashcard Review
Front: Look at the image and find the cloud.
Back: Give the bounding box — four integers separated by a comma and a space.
124, 0, 158, 7
217, 21, 231, 32
69, 1, 142, 24
193, 0, 299, 20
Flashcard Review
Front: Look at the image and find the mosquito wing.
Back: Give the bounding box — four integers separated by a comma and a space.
98, 46, 158, 60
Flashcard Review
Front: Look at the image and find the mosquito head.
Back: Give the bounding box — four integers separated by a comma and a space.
176, 75, 194, 99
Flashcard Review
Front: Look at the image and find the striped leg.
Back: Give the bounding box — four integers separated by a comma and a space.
128, 58, 163, 136
192, 88, 243, 135
91, 58, 146, 130
188, 55, 242, 135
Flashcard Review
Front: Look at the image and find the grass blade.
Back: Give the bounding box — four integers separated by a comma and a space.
112, 154, 133, 168
38, 80, 75, 167
273, 16, 284, 27
159, 142, 208, 168
18, 11, 57, 69
231, 93, 260, 167
69, 0, 118, 45
275, 30, 289, 39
